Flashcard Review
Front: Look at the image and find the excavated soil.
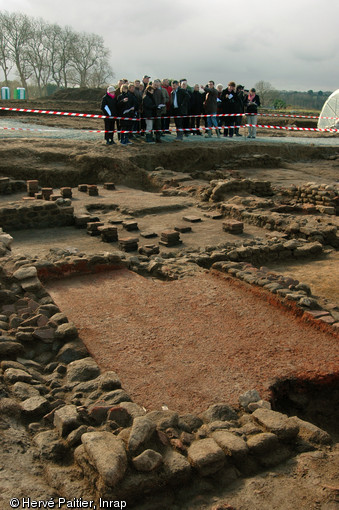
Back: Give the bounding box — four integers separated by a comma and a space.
1, 102, 339, 510
46, 269, 339, 414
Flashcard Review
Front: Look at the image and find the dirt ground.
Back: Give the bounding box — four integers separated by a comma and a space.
1, 104, 339, 510
46, 268, 339, 414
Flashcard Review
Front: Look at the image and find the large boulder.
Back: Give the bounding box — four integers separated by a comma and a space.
54, 405, 82, 437
21, 396, 50, 420
66, 357, 100, 383
132, 449, 163, 472
252, 408, 299, 440
291, 416, 332, 445
81, 431, 127, 488
201, 404, 238, 423
187, 438, 225, 476
128, 416, 156, 454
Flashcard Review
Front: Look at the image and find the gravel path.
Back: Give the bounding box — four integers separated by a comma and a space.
1, 118, 339, 145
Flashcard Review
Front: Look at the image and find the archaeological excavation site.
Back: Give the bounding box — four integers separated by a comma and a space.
0, 120, 338, 509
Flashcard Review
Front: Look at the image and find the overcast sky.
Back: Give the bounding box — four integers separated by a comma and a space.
1, 0, 338, 91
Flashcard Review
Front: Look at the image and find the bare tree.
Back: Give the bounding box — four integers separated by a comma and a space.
0, 10, 114, 93
1, 12, 33, 93
69, 32, 110, 88
26, 18, 53, 96
49, 25, 77, 89
87, 57, 114, 88
254, 80, 279, 107
0, 12, 14, 86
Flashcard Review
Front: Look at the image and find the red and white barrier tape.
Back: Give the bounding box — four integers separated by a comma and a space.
1, 106, 339, 122
1, 124, 339, 135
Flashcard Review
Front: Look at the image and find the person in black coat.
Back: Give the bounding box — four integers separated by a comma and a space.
142, 85, 156, 143
234, 85, 245, 136
180, 79, 192, 136
189, 84, 204, 135
221, 81, 239, 137
117, 84, 136, 145
170, 80, 191, 140
101, 86, 117, 145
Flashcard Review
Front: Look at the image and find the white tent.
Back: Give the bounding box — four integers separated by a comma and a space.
318, 89, 339, 130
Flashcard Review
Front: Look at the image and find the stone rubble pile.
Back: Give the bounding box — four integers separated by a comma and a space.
280, 182, 339, 215
201, 179, 274, 202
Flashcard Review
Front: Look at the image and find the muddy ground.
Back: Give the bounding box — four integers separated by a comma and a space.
0, 104, 339, 509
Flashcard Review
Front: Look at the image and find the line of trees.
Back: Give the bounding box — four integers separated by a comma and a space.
0, 11, 114, 97
254, 81, 331, 110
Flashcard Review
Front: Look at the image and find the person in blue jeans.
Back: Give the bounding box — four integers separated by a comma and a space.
202, 81, 220, 138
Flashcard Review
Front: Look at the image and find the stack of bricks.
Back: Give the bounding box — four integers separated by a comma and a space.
87, 222, 104, 236
98, 225, 118, 243
118, 237, 138, 252
27, 180, 39, 197
41, 188, 53, 201
159, 230, 182, 247
104, 182, 116, 190
123, 220, 138, 231
223, 220, 244, 234
74, 215, 94, 228
60, 187, 72, 199
78, 184, 88, 193
87, 185, 99, 196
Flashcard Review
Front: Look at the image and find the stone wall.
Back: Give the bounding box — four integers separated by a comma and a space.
0, 177, 26, 195
280, 183, 339, 215
0, 200, 75, 230
220, 203, 339, 248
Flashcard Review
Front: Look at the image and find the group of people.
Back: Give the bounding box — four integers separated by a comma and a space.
100, 76, 261, 145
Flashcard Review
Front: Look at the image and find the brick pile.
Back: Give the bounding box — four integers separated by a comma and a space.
223, 220, 244, 234
119, 237, 139, 252
159, 230, 182, 247
87, 222, 104, 236
98, 226, 118, 243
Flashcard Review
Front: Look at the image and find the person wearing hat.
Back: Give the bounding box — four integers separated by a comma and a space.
142, 75, 151, 88
101, 86, 117, 145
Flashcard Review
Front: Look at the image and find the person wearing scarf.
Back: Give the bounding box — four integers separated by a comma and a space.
117, 84, 136, 145
100, 86, 117, 145
244, 87, 261, 138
